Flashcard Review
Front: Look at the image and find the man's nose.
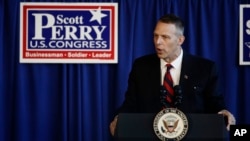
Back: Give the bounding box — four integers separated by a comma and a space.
156, 37, 162, 45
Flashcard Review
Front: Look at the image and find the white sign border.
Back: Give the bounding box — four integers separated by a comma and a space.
239, 4, 250, 65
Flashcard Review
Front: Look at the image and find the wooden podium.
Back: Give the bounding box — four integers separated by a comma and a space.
115, 113, 229, 141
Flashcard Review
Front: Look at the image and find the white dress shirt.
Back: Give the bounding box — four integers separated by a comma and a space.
160, 49, 183, 86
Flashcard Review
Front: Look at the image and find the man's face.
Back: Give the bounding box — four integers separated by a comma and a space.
153, 21, 185, 62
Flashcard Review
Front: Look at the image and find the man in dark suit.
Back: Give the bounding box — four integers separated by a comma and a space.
110, 14, 236, 136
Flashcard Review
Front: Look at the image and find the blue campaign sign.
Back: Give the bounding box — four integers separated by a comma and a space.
240, 5, 250, 65
20, 2, 118, 64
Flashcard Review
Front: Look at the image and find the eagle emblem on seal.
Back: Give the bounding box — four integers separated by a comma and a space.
162, 119, 179, 133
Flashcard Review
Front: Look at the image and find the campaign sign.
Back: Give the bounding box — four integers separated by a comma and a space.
240, 5, 250, 65
20, 2, 118, 63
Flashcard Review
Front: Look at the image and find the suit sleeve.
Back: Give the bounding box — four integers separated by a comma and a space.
116, 59, 139, 113
204, 63, 226, 113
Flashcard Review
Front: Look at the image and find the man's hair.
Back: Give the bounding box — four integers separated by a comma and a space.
158, 14, 185, 36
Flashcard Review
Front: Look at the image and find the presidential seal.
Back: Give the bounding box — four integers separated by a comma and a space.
153, 108, 188, 141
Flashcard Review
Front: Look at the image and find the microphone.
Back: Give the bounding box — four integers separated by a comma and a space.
174, 85, 182, 107
160, 86, 168, 107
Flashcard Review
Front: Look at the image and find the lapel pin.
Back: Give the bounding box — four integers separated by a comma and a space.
184, 75, 188, 79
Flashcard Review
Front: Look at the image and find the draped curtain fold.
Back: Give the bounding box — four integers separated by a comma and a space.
1, 0, 250, 141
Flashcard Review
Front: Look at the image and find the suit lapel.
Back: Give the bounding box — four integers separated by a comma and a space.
148, 55, 162, 110
149, 55, 161, 87
179, 52, 192, 86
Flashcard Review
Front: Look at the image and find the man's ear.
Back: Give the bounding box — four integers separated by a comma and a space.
178, 35, 185, 46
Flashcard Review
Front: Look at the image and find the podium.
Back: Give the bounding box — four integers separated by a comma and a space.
115, 113, 229, 141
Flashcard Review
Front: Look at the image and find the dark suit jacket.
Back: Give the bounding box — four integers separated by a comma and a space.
118, 51, 226, 114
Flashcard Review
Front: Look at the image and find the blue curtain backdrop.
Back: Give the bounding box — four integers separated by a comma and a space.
1, 0, 250, 141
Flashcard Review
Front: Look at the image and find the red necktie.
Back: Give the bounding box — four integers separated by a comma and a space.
163, 64, 174, 107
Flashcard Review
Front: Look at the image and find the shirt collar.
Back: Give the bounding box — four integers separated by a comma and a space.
160, 48, 183, 69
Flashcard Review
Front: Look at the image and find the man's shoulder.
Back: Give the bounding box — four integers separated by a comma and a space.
133, 53, 159, 64
132, 52, 216, 66
184, 52, 215, 65
135, 53, 158, 60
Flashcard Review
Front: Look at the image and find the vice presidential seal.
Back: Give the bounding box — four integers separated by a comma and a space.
153, 108, 188, 141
